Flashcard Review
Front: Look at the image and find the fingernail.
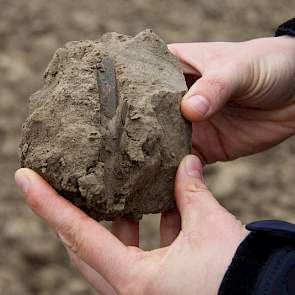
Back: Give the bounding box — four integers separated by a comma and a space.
185, 156, 202, 177
186, 95, 210, 116
15, 171, 30, 194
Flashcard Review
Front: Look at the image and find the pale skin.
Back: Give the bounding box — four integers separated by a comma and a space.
15, 156, 247, 295
170, 36, 295, 163
15, 36, 295, 294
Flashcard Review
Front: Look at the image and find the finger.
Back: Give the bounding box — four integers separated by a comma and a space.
174, 155, 229, 233
15, 168, 138, 288
168, 43, 204, 75
160, 209, 181, 247
175, 155, 248, 275
181, 68, 241, 122
66, 248, 118, 295
112, 218, 139, 247
169, 43, 242, 122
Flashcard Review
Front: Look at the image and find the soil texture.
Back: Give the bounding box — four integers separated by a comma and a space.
21, 30, 190, 221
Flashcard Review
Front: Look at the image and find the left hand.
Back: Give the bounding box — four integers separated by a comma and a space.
15, 155, 248, 295
169, 37, 295, 164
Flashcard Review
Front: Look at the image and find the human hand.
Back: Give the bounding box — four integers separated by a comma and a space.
169, 36, 295, 164
15, 155, 248, 295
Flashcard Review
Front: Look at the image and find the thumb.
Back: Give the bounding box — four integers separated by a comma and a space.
181, 69, 241, 122
175, 155, 246, 238
175, 155, 248, 294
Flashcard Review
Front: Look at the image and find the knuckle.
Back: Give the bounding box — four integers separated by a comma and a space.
206, 76, 228, 95
58, 217, 88, 254
186, 182, 208, 194
180, 183, 210, 208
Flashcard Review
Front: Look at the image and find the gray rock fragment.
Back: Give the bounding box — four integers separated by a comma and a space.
20, 30, 191, 221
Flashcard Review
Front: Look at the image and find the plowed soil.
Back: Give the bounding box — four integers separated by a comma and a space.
1, 1, 295, 294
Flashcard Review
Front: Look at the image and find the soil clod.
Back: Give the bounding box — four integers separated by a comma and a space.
20, 30, 191, 221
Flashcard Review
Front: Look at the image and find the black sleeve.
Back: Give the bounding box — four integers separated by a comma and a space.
275, 18, 295, 37
218, 220, 295, 295
219, 19, 295, 295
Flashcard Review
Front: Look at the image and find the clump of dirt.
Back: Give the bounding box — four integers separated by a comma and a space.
20, 29, 191, 221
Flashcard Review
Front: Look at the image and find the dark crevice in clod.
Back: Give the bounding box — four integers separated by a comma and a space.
96, 57, 118, 119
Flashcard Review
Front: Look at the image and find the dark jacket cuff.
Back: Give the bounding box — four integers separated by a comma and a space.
275, 18, 295, 37
218, 220, 295, 295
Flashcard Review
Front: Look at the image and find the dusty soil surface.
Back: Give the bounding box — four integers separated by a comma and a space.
1, 0, 295, 294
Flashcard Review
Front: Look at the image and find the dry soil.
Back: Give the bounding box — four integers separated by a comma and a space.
1, 1, 295, 294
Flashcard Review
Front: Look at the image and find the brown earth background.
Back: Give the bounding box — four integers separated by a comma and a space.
1, 1, 295, 294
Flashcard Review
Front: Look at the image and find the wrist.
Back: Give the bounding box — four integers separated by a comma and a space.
218, 220, 295, 295
215, 228, 249, 294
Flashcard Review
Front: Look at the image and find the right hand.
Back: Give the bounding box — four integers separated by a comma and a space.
15, 155, 248, 295
169, 36, 295, 164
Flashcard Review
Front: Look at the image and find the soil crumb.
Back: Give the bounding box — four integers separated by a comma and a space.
20, 30, 191, 221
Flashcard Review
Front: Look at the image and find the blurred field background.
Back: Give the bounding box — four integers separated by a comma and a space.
1, 0, 295, 294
